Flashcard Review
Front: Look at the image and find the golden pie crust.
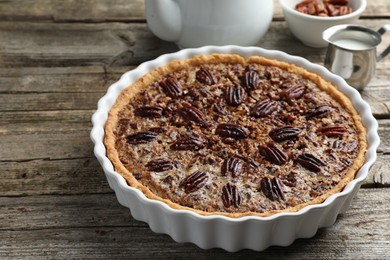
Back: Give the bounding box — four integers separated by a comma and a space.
104, 54, 367, 218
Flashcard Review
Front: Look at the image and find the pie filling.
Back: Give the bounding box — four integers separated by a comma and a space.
105, 54, 366, 217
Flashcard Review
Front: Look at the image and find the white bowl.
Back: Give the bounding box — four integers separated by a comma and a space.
91, 45, 379, 252
279, 0, 367, 48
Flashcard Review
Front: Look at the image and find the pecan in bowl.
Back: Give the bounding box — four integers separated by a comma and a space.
279, 0, 366, 47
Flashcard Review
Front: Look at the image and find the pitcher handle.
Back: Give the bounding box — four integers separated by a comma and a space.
377, 25, 390, 62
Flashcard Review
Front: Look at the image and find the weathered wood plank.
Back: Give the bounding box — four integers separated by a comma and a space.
0, 20, 388, 68
0, 158, 111, 196
0, 92, 104, 111
0, 0, 387, 258
0, 22, 178, 68
0, 61, 388, 119
0, 151, 387, 196
0, 189, 389, 258
0, 0, 145, 22
368, 154, 390, 187
0, 66, 127, 93
0, 0, 388, 22
0, 114, 388, 196
361, 65, 390, 118
0, 126, 92, 161
1, 111, 389, 154
0, 136, 387, 196
0, 110, 93, 124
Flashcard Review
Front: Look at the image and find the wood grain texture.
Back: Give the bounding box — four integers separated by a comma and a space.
0, 0, 145, 22
0, 189, 389, 258
0, 19, 389, 68
0, 0, 388, 22
0, 0, 389, 258
0, 115, 388, 195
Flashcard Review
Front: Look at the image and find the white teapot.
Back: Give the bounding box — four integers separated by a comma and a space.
145, 0, 274, 48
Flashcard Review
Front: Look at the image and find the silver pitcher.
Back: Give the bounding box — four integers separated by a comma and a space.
323, 24, 390, 91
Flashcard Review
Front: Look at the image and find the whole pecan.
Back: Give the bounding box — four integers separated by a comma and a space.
179, 170, 208, 193
160, 77, 183, 98
260, 143, 288, 165
305, 105, 332, 120
215, 123, 249, 139
250, 98, 279, 118
221, 183, 242, 208
146, 159, 173, 172
280, 85, 305, 100
126, 131, 157, 144
260, 176, 284, 201
196, 68, 217, 85
297, 153, 327, 172
170, 137, 204, 151
134, 106, 163, 118
269, 126, 301, 142
178, 102, 207, 126
242, 70, 260, 91
317, 125, 347, 138
221, 156, 245, 178
224, 84, 246, 106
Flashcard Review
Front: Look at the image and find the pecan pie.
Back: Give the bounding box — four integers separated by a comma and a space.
104, 54, 367, 217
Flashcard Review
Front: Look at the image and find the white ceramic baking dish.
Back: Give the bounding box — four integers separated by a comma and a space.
91, 45, 379, 252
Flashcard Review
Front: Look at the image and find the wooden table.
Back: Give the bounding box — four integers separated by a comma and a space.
1, 1, 389, 258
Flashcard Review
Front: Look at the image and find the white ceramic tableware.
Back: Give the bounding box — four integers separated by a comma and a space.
279, 0, 367, 48
145, 0, 274, 48
91, 45, 379, 252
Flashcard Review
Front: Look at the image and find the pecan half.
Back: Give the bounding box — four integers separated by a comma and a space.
179, 170, 208, 193
212, 99, 226, 115
280, 85, 305, 100
269, 126, 301, 142
305, 105, 332, 119
224, 84, 246, 106
250, 98, 279, 118
260, 143, 288, 165
215, 123, 249, 139
170, 137, 204, 151
260, 177, 284, 201
297, 153, 327, 172
126, 131, 157, 144
178, 102, 207, 126
160, 77, 183, 98
338, 5, 352, 15
222, 183, 242, 208
134, 106, 163, 118
146, 159, 173, 172
317, 125, 347, 138
242, 70, 260, 91
221, 156, 245, 178
196, 68, 217, 85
